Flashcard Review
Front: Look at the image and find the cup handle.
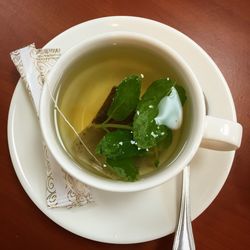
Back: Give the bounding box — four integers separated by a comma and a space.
200, 116, 243, 151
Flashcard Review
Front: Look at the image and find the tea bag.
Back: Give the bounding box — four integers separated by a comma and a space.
72, 127, 106, 175
10, 44, 94, 208
72, 87, 118, 179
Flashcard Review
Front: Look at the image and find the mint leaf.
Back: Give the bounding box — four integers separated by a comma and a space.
107, 158, 138, 181
175, 85, 187, 106
107, 75, 142, 121
133, 102, 172, 148
141, 78, 174, 102
161, 128, 173, 148
96, 129, 143, 159
133, 78, 174, 149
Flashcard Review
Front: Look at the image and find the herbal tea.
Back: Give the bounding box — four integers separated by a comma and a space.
55, 44, 188, 181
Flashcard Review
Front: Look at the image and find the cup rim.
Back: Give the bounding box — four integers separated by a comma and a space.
39, 31, 205, 192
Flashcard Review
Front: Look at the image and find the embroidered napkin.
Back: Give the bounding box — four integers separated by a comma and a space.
10, 44, 94, 208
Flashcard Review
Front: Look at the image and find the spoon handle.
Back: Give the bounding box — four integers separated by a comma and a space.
172, 166, 195, 250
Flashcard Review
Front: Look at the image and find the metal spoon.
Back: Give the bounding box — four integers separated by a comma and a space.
172, 93, 208, 250
172, 165, 195, 250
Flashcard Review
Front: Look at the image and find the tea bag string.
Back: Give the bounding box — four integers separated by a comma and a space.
46, 81, 103, 167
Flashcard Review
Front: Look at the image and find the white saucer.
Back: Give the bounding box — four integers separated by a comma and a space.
8, 16, 237, 244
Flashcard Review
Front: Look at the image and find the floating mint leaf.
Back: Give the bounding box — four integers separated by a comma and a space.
107, 75, 142, 121
107, 158, 138, 181
141, 78, 174, 102
96, 129, 143, 160
152, 128, 173, 168
161, 128, 173, 148
175, 85, 187, 106
133, 102, 172, 148
133, 78, 175, 149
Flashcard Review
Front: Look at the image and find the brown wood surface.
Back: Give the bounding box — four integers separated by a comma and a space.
0, 0, 249, 249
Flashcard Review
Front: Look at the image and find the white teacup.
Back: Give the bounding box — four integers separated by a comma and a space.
40, 32, 242, 192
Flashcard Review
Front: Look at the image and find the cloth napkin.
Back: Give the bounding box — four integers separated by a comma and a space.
10, 44, 94, 208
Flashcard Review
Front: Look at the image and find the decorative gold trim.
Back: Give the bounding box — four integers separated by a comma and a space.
44, 144, 58, 207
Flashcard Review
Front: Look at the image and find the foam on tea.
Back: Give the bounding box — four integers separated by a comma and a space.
54, 43, 189, 181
